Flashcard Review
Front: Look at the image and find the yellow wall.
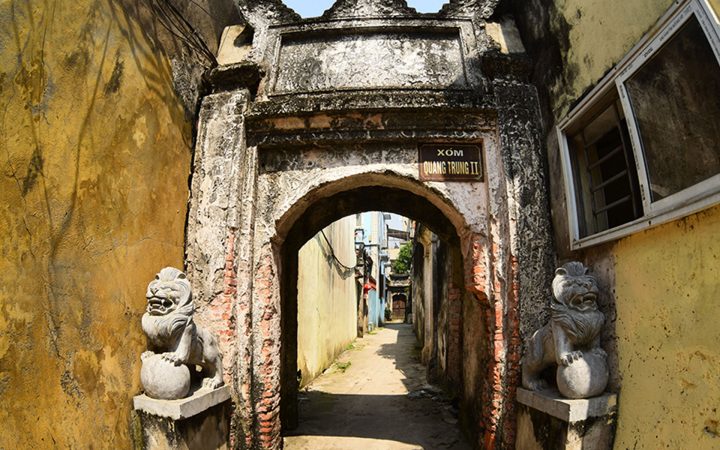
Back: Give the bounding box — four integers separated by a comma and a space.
551, 0, 674, 116
544, 1, 720, 447
297, 216, 358, 386
614, 205, 720, 448
0, 0, 191, 447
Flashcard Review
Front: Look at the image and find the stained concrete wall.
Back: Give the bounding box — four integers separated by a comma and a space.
297, 216, 358, 387
512, 0, 720, 448
0, 0, 194, 447
613, 205, 720, 448
514, 0, 675, 119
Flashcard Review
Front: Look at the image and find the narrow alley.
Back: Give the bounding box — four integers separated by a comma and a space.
284, 323, 471, 450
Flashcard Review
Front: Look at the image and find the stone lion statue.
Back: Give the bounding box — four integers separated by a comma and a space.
521, 262, 607, 397
141, 267, 224, 398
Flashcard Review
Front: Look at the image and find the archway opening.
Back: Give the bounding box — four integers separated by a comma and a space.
278, 185, 489, 448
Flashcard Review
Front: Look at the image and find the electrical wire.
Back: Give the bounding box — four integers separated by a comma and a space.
145, 0, 218, 68
319, 230, 357, 272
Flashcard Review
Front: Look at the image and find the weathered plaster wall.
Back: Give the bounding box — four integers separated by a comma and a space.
613, 205, 720, 449
297, 217, 358, 386
0, 0, 192, 447
413, 227, 436, 365
512, 1, 720, 448
118, 0, 240, 114
553, 0, 674, 116
517, 0, 675, 118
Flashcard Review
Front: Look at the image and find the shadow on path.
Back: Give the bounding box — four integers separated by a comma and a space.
284, 323, 470, 450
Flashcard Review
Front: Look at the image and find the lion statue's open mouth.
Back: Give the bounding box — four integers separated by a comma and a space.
146, 283, 181, 316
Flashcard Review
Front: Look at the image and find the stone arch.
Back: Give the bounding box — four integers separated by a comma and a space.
188, 2, 556, 447
275, 171, 468, 246
244, 165, 501, 447
277, 175, 471, 430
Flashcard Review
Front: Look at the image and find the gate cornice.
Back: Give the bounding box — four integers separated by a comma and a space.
244, 97, 497, 148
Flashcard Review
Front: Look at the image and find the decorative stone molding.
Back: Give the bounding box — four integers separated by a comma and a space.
234, 0, 300, 28
322, 0, 417, 19
439, 0, 500, 19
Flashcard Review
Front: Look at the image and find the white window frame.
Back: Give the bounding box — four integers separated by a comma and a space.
558, 0, 720, 250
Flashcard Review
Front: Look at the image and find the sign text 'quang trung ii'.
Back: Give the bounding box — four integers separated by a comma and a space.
419, 144, 484, 182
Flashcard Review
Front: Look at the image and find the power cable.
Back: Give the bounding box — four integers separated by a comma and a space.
145, 0, 218, 68
319, 230, 357, 272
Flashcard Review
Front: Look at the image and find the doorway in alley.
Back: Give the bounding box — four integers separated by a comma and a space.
282, 206, 484, 449
277, 183, 488, 448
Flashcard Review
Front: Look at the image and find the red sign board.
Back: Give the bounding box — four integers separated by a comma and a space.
418, 143, 484, 182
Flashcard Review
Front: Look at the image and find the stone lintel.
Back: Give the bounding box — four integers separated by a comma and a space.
516, 388, 617, 423
133, 386, 231, 420
245, 97, 496, 148
249, 91, 493, 119
208, 62, 262, 93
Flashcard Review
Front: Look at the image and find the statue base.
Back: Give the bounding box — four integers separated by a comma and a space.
133, 385, 231, 450
515, 388, 617, 450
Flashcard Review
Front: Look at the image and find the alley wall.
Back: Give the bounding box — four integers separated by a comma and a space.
411, 225, 479, 443
513, 0, 720, 447
0, 0, 198, 447
613, 205, 720, 447
297, 216, 358, 386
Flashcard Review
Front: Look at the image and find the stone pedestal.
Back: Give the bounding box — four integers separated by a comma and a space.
133, 386, 232, 450
515, 388, 617, 450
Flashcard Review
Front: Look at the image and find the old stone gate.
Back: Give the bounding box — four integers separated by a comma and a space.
184, 1, 554, 448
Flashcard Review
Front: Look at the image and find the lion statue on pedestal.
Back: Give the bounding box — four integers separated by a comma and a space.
140, 267, 223, 399
521, 262, 608, 398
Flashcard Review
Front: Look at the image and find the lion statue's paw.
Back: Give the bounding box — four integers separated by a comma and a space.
202, 377, 224, 390
161, 351, 184, 366
559, 350, 584, 366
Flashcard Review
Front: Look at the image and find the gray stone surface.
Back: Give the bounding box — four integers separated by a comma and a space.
516, 388, 617, 450
322, 0, 416, 19
556, 351, 609, 399
134, 385, 232, 420
521, 262, 608, 398
140, 354, 192, 400
516, 388, 617, 423
273, 30, 467, 94
140, 268, 225, 399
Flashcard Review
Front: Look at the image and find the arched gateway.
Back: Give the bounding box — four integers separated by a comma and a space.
183, 1, 554, 448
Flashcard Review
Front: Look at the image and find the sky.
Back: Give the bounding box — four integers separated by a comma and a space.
282, 0, 448, 17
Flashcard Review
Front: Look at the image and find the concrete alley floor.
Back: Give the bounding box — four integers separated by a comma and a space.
283, 323, 472, 450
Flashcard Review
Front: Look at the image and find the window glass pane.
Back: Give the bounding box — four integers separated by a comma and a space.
625, 16, 720, 201
569, 101, 642, 237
